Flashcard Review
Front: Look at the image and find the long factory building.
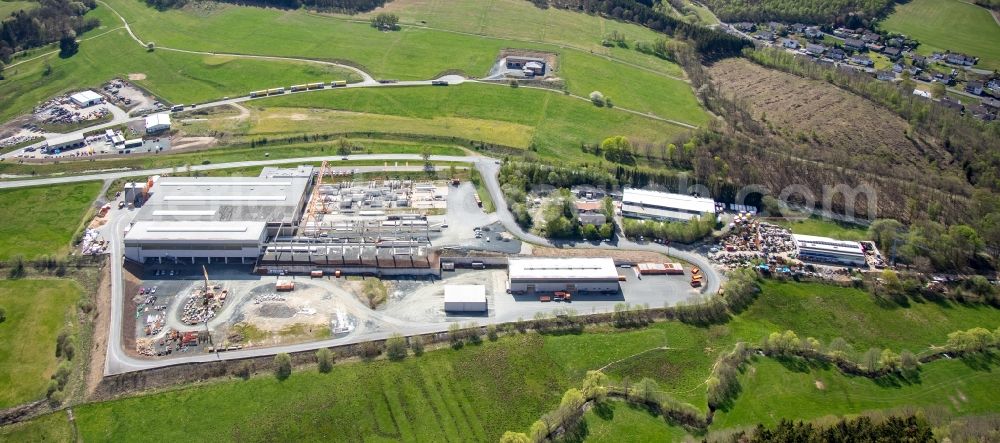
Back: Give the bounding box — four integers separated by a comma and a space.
620, 188, 716, 222
508, 257, 621, 293
124, 169, 313, 263
793, 234, 867, 267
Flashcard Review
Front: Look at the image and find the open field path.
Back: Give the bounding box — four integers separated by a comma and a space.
4, 26, 126, 69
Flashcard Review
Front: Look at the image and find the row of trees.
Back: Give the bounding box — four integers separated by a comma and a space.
700, 0, 893, 25
945, 326, 1000, 355
620, 215, 715, 243
740, 415, 934, 442
546, 0, 751, 60
868, 217, 997, 273
144, 0, 386, 13
0, 0, 98, 63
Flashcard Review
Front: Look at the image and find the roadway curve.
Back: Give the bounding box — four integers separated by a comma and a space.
0, 154, 721, 374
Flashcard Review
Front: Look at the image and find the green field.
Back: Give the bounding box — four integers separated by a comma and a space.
0, 0, 36, 16
0, 279, 82, 408
0, 410, 71, 442
0, 7, 363, 123
0, 181, 101, 260
5, 278, 1000, 439
713, 357, 1000, 429
580, 400, 690, 442
253, 84, 692, 159
881, 0, 1000, 70
770, 217, 869, 241
0, 142, 466, 178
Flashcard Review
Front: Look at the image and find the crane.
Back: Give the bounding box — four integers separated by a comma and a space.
301, 161, 331, 237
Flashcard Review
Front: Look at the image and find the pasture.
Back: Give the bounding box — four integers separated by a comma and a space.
0, 181, 102, 260
769, 217, 869, 241
880, 0, 1000, 70
255, 83, 694, 160
11, 279, 989, 441
0, 279, 82, 408
0, 0, 36, 16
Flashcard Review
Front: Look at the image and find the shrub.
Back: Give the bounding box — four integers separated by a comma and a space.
487, 324, 498, 341
360, 340, 383, 359
411, 336, 425, 356
0, 306, 6, 323
274, 353, 292, 380
233, 361, 252, 380
386, 333, 408, 361
316, 348, 334, 373
589, 91, 606, 107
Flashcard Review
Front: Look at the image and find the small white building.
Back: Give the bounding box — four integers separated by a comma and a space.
70, 90, 103, 107
793, 234, 866, 267
444, 285, 487, 312
508, 257, 620, 293
144, 113, 171, 134
621, 188, 716, 222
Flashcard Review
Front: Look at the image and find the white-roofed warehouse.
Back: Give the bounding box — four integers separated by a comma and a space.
508, 257, 620, 293
444, 285, 487, 312
793, 234, 866, 267
621, 188, 716, 222
123, 170, 313, 263
70, 90, 102, 107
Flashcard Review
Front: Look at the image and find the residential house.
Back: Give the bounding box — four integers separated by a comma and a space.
850, 54, 873, 67
892, 63, 904, 73
733, 22, 756, 32
966, 81, 984, 95
755, 31, 775, 41
844, 38, 865, 51
939, 97, 964, 112
781, 38, 799, 49
912, 89, 932, 99
861, 31, 881, 43
876, 70, 895, 81
988, 79, 1000, 94
883, 47, 901, 60
828, 48, 847, 61
911, 54, 927, 67
945, 53, 976, 66
867, 43, 885, 52
806, 43, 826, 56
789, 23, 807, 34
804, 26, 822, 38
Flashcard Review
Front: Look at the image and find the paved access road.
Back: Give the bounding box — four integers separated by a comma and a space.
0, 153, 721, 374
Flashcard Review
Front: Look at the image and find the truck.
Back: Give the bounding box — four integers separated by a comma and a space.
431, 80, 449, 86
331, 80, 348, 87
308, 82, 325, 90
290, 84, 308, 92
170, 105, 184, 112
471, 261, 485, 270
249, 90, 266, 98
266, 87, 285, 96
553, 291, 572, 302
310, 270, 324, 278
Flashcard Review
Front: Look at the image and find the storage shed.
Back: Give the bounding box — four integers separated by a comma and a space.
444, 285, 487, 312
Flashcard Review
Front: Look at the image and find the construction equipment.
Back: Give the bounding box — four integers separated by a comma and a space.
301, 160, 334, 236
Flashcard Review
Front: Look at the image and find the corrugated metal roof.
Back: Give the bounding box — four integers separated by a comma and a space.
508, 258, 618, 281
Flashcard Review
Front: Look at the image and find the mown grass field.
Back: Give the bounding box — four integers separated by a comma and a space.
5, 279, 1000, 439
580, 400, 690, 442
880, 0, 1000, 70
0, 181, 101, 260
93, 0, 703, 122
0, 279, 82, 409
0, 142, 465, 178
769, 217, 869, 241
713, 356, 1000, 429
359, 0, 687, 77
0, 410, 71, 442
75, 334, 568, 442
0, 0, 36, 16
0, 7, 362, 123
255, 84, 692, 160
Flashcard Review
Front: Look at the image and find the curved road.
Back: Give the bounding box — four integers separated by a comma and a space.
0, 153, 721, 375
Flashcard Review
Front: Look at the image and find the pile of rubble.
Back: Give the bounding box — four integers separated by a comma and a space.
253, 293, 286, 304
79, 228, 107, 255
181, 286, 228, 325
0, 134, 42, 150
34, 97, 109, 126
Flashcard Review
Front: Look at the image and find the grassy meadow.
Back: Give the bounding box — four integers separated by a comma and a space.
880, 0, 1000, 70
769, 217, 869, 241
253, 83, 693, 160
0, 279, 82, 408
0, 410, 71, 442
0, 279, 988, 440
0, 0, 36, 16
0, 181, 102, 260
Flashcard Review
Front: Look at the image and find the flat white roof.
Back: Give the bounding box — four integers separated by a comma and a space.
124, 221, 267, 242
509, 257, 619, 281
151, 210, 217, 216
164, 195, 287, 201
793, 234, 864, 255
70, 90, 101, 102
163, 181, 292, 187
48, 134, 85, 146
145, 113, 171, 127
444, 285, 487, 303
622, 188, 716, 215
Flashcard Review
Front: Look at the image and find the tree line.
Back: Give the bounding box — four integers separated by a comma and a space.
733, 415, 934, 442
543, 0, 751, 60
0, 0, 98, 63
700, 0, 894, 25
144, 0, 386, 13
